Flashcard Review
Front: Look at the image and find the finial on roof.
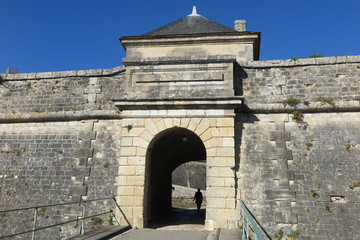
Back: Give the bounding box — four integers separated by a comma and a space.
189, 6, 199, 16
192, 6, 197, 15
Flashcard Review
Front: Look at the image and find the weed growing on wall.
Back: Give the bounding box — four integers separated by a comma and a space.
287, 230, 299, 239
317, 97, 335, 106
309, 53, 324, 58
348, 182, 360, 189
90, 217, 104, 228
274, 229, 283, 240
323, 201, 330, 211
292, 111, 305, 124
344, 140, 355, 152
282, 96, 308, 128
108, 216, 114, 225
282, 96, 300, 107
306, 142, 313, 151
310, 190, 319, 198
126, 124, 133, 131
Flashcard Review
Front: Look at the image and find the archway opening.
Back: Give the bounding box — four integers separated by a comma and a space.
145, 127, 206, 227
172, 161, 206, 209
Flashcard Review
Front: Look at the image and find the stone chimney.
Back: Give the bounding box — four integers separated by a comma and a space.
234, 20, 246, 32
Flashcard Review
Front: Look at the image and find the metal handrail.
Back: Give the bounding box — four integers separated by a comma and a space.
0, 211, 112, 239
240, 200, 270, 240
0, 197, 128, 240
0, 197, 113, 213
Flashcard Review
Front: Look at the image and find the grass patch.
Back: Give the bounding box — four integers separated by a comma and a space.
309, 53, 324, 58
317, 97, 335, 106
91, 217, 104, 227
282, 96, 300, 107
287, 230, 299, 239
172, 198, 197, 209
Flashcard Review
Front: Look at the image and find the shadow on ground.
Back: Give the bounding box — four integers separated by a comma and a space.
147, 208, 205, 229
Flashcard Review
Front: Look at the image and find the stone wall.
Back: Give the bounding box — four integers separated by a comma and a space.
237, 112, 360, 240
237, 56, 360, 239
0, 55, 359, 239
0, 66, 126, 121
172, 161, 206, 190
240, 56, 360, 110
0, 68, 126, 239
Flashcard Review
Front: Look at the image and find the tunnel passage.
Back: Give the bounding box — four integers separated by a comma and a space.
145, 127, 206, 223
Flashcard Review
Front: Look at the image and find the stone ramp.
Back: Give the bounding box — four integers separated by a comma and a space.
108, 228, 242, 240
109, 229, 210, 240
67, 225, 132, 240
218, 228, 242, 240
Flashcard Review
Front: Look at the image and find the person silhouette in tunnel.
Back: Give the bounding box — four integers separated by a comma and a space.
193, 188, 203, 213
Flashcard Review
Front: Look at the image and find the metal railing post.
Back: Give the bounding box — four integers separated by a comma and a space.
81, 201, 86, 235
31, 208, 38, 240
246, 216, 249, 240
242, 207, 245, 240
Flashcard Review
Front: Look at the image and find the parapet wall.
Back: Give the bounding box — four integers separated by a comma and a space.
239, 55, 360, 112
0, 66, 126, 123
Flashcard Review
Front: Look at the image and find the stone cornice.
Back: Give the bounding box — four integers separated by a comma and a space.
113, 96, 244, 110
123, 55, 236, 66
120, 32, 260, 47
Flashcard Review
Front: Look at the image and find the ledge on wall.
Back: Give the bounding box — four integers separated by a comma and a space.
113, 96, 244, 110
0, 66, 126, 81
122, 55, 237, 66
239, 55, 360, 68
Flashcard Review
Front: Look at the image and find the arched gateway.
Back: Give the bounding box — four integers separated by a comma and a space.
112, 105, 243, 229
145, 127, 206, 222
112, 6, 257, 230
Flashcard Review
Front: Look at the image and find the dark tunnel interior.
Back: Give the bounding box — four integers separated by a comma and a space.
146, 127, 206, 223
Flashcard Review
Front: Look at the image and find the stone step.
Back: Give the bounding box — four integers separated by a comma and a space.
67, 225, 131, 240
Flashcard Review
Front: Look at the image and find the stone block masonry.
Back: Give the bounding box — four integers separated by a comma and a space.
240, 55, 360, 112
0, 118, 121, 239
0, 121, 90, 238
115, 114, 238, 229
0, 66, 126, 123
0, 55, 360, 240
235, 57, 360, 239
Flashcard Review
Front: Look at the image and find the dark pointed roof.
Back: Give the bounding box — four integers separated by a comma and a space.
143, 8, 237, 36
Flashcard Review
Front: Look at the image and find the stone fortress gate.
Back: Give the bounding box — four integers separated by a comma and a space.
113, 7, 258, 229
1, 6, 360, 240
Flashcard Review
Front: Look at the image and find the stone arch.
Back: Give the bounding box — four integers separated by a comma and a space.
116, 117, 236, 229
144, 126, 206, 224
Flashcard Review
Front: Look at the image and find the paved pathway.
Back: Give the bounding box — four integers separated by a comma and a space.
110, 208, 210, 240
110, 229, 210, 240
109, 208, 241, 240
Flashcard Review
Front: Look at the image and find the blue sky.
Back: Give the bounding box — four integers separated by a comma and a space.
1, 0, 359, 73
